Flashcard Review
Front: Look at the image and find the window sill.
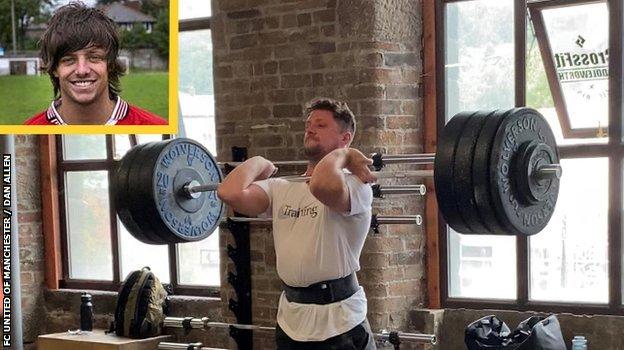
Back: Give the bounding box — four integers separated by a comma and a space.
44, 288, 222, 317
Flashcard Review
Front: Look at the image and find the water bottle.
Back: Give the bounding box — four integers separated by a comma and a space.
80, 293, 94, 331
572, 335, 587, 350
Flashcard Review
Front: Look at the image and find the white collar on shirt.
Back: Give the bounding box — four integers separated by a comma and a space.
46, 96, 128, 125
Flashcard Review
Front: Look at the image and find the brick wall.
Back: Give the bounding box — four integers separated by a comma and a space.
211, 0, 426, 348
14, 135, 46, 346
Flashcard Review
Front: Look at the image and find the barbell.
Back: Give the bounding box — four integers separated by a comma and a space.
113, 107, 561, 244
114, 143, 426, 244
161, 316, 437, 345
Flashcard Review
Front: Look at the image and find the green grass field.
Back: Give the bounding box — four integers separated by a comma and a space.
0, 71, 168, 124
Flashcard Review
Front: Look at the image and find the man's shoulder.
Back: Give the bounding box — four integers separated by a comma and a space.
118, 105, 168, 125
24, 110, 50, 125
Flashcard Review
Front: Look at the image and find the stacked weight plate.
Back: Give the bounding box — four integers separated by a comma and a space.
435, 108, 560, 236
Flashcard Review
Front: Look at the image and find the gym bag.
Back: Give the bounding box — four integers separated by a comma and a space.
465, 314, 566, 350
111, 267, 169, 338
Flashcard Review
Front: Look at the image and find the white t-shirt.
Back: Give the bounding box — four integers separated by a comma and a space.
254, 174, 373, 341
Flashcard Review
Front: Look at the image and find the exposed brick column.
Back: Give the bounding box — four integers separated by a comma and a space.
15, 135, 46, 345
212, 0, 425, 348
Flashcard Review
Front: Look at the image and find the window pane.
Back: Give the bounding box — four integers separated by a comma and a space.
177, 233, 220, 286
114, 135, 165, 159
526, 21, 554, 111
66, 171, 113, 280
63, 135, 107, 160
527, 22, 605, 146
118, 222, 171, 283
179, 0, 211, 19
530, 158, 608, 303
445, 0, 515, 116
114, 135, 132, 160
445, 0, 516, 300
137, 135, 165, 144
448, 232, 517, 299
178, 29, 216, 154
542, 3, 609, 132
177, 28, 219, 287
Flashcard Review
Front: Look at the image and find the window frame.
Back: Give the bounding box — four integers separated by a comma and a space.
427, 0, 624, 315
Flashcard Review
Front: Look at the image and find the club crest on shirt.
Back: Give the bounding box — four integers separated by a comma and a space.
278, 204, 318, 219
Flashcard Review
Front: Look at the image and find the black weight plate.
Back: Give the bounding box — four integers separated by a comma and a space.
453, 111, 491, 234
127, 141, 171, 244
115, 143, 161, 245
149, 138, 224, 243
125, 141, 168, 244
489, 108, 560, 236
132, 141, 174, 244
472, 109, 512, 235
434, 111, 478, 233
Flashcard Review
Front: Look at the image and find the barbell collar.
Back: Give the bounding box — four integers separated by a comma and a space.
534, 163, 562, 180
183, 180, 211, 199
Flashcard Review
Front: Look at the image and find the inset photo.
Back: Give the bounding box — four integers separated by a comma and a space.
0, 0, 176, 133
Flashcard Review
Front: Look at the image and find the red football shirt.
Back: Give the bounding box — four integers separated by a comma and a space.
24, 97, 167, 125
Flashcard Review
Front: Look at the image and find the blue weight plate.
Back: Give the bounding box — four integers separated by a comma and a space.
149, 138, 225, 243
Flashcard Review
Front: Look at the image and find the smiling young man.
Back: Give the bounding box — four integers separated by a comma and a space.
218, 98, 378, 349
25, 3, 167, 125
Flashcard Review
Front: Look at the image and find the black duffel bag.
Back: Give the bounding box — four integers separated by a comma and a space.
465, 315, 514, 349
465, 314, 566, 350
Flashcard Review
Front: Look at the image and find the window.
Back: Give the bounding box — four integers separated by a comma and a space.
48, 0, 218, 295
435, 0, 623, 313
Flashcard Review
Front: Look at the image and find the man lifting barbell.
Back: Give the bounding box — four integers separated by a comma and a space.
217, 97, 378, 350
112, 98, 564, 349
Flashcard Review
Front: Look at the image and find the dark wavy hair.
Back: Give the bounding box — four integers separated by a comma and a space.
304, 97, 356, 135
39, 2, 124, 99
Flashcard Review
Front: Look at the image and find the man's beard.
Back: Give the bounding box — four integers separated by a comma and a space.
304, 144, 324, 162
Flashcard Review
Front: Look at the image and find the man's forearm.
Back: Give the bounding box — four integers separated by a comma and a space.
310, 149, 348, 192
218, 156, 271, 200
309, 149, 350, 212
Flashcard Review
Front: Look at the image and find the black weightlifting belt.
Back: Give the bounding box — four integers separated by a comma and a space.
282, 272, 359, 305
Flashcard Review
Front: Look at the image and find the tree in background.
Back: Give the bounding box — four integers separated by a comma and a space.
150, 7, 168, 60
141, 0, 169, 60
119, 21, 151, 50
0, 0, 56, 51
96, 0, 169, 61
